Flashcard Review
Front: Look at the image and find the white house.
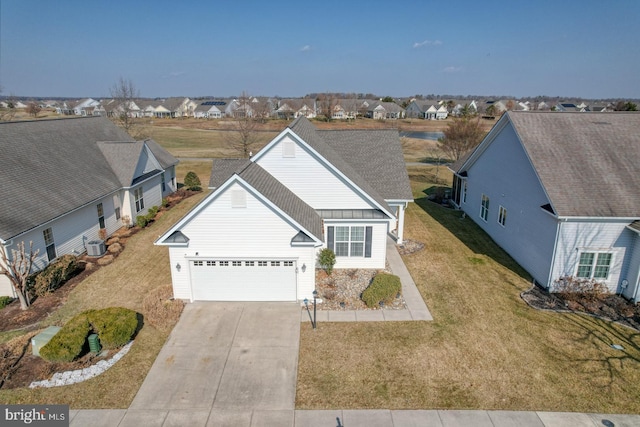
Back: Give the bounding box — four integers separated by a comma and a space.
0, 117, 178, 297
450, 112, 640, 301
155, 117, 413, 302
73, 98, 101, 116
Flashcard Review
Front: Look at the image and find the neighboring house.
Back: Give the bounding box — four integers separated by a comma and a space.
155, 117, 412, 302
405, 100, 431, 118
73, 98, 101, 116
154, 97, 193, 118
193, 100, 227, 119
0, 117, 178, 297
450, 112, 640, 302
276, 99, 315, 119
368, 101, 405, 119
331, 99, 359, 119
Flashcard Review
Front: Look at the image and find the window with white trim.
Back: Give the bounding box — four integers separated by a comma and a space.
232, 261, 242, 266
258, 261, 268, 266
246, 261, 255, 266
576, 252, 612, 280
271, 261, 281, 267
193, 261, 203, 266
498, 206, 507, 227
335, 226, 365, 257
219, 261, 229, 266
43, 228, 56, 262
134, 187, 145, 212
97, 203, 105, 229
206, 261, 215, 266
480, 194, 490, 222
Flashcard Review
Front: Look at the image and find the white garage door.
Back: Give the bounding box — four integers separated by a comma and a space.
190, 260, 297, 301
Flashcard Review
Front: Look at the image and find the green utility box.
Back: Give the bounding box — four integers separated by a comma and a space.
88, 334, 101, 353
32, 326, 62, 357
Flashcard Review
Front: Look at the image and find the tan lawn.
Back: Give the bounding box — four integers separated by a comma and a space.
296, 169, 640, 413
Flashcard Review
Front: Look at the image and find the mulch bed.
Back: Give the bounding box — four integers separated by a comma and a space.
522, 284, 640, 331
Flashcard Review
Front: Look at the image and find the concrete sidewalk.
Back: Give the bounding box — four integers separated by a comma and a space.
301, 236, 433, 323
69, 408, 640, 426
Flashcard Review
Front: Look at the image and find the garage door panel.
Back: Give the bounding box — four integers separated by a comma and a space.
190, 260, 296, 301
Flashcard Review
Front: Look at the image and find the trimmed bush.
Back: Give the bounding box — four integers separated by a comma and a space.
136, 215, 149, 228
40, 314, 91, 362
40, 307, 138, 362
184, 171, 202, 191
361, 273, 402, 308
317, 248, 336, 276
32, 254, 81, 297
0, 296, 13, 310
89, 307, 138, 348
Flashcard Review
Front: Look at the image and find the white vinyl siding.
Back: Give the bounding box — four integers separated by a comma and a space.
255, 134, 376, 210
460, 121, 558, 287
552, 221, 633, 293
166, 181, 316, 301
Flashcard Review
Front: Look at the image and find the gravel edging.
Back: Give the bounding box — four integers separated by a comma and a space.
29, 341, 134, 389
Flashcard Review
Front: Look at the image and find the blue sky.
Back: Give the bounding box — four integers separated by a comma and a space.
1, 0, 639, 99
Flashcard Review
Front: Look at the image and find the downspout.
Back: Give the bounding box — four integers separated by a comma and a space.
546, 217, 564, 289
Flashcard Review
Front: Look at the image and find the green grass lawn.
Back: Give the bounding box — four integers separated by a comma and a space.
296, 169, 640, 413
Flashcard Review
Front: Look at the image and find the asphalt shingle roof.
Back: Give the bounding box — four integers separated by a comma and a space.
507, 111, 640, 217
0, 117, 134, 240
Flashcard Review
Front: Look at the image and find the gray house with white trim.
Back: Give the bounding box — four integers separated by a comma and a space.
0, 117, 178, 297
451, 111, 640, 301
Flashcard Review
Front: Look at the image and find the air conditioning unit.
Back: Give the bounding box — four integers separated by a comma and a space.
86, 240, 106, 257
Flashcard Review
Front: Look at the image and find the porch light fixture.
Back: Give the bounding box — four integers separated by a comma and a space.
176, 263, 181, 272
301, 263, 306, 273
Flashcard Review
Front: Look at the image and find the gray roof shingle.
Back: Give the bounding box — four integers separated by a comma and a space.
0, 117, 134, 240
506, 111, 640, 217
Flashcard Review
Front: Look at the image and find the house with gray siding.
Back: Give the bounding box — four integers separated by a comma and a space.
156, 117, 412, 302
450, 111, 640, 301
0, 117, 178, 298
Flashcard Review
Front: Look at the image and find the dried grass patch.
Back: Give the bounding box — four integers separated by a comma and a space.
142, 285, 184, 332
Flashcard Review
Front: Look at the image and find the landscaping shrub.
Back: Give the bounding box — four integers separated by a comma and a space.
552, 276, 609, 302
32, 254, 81, 297
361, 273, 402, 308
0, 296, 12, 310
317, 248, 336, 276
184, 171, 202, 191
40, 307, 138, 362
136, 215, 148, 228
40, 314, 91, 362
88, 307, 138, 348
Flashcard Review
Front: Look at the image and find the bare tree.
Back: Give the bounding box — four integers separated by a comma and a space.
231, 92, 259, 158
438, 117, 486, 161
0, 241, 39, 310
317, 93, 338, 121
109, 77, 140, 136
26, 102, 42, 118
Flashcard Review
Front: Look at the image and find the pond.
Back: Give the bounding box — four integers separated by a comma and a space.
399, 131, 444, 141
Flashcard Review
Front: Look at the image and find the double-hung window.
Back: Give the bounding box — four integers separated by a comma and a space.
97, 203, 105, 229
480, 194, 490, 222
576, 252, 612, 280
328, 226, 372, 258
134, 187, 144, 212
43, 228, 56, 262
498, 206, 507, 227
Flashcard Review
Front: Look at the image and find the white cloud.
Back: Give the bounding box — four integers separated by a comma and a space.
300, 45, 311, 52
442, 66, 462, 73
413, 39, 442, 48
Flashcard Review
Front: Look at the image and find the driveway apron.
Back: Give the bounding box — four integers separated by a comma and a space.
129, 301, 301, 412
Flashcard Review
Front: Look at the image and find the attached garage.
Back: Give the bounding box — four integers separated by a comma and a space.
189, 259, 298, 301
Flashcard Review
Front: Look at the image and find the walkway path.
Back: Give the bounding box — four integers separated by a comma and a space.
300, 236, 433, 323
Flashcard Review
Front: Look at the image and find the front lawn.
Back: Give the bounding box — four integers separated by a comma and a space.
0, 192, 207, 408
296, 171, 640, 413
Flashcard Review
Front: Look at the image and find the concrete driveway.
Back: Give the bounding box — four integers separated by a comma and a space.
129, 302, 300, 416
